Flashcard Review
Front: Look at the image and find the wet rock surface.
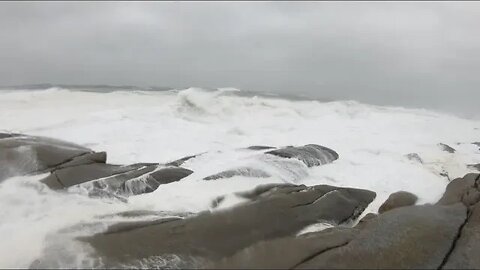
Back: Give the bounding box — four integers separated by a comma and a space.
82, 184, 376, 267
165, 154, 202, 167
378, 191, 418, 214
467, 163, 480, 171
245, 145, 276, 150
213, 204, 466, 269
55, 151, 107, 170
1, 134, 341, 199
0, 133, 93, 181
443, 202, 480, 269
438, 143, 456, 153
436, 173, 479, 206
41, 163, 194, 196
4, 133, 480, 269
296, 204, 466, 269
203, 144, 339, 182
1, 133, 194, 196
211, 173, 480, 269
0, 132, 22, 139
265, 144, 339, 167
41, 163, 154, 189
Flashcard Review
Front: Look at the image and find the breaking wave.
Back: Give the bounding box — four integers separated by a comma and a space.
0, 86, 479, 267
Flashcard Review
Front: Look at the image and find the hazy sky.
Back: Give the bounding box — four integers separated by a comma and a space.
1, 1, 479, 115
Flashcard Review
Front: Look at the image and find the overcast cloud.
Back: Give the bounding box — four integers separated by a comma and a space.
1, 1, 479, 115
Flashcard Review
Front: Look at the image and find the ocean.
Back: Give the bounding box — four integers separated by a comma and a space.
0, 86, 479, 267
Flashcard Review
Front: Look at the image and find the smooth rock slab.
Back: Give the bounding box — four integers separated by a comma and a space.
149, 167, 194, 184
265, 144, 339, 167
0, 132, 22, 139
294, 204, 467, 269
467, 163, 480, 171
378, 191, 418, 214
165, 154, 201, 167
42, 163, 193, 196
81, 184, 375, 267
211, 183, 301, 208
55, 151, 107, 170
119, 167, 193, 195
0, 134, 93, 181
213, 173, 480, 269
443, 203, 480, 269
214, 204, 467, 269
40, 163, 154, 189
211, 227, 357, 269
436, 173, 480, 206
234, 183, 300, 201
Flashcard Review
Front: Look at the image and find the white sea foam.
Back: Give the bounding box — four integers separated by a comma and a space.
0, 87, 479, 267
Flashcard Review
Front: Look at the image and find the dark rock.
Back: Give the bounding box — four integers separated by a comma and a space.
210, 227, 357, 269
212, 173, 480, 269
105, 217, 182, 235
406, 153, 423, 164
55, 151, 107, 169
81, 184, 375, 267
0, 134, 93, 181
95, 165, 159, 195
42, 163, 193, 196
472, 142, 480, 148
440, 170, 451, 181
210, 196, 225, 208
378, 191, 418, 214
438, 173, 480, 268
100, 210, 167, 219
213, 204, 467, 269
436, 173, 480, 206
149, 167, 193, 184
210, 183, 299, 208
0, 132, 22, 139
0, 134, 195, 195
246, 145, 276, 150
235, 183, 298, 200
266, 144, 339, 167
357, 213, 377, 226
467, 163, 480, 171
203, 167, 270, 181
443, 203, 480, 268
118, 167, 193, 196
40, 163, 154, 190
88, 188, 128, 203
165, 154, 201, 167
355, 213, 378, 230
438, 143, 456, 153
462, 188, 480, 207
295, 204, 467, 269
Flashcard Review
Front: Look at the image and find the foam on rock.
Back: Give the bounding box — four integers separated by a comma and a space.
81, 184, 375, 268
266, 144, 339, 167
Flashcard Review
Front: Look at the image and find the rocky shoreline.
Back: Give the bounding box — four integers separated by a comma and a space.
1, 133, 479, 268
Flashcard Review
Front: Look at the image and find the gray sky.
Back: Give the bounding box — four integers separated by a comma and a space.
1, 1, 480, 115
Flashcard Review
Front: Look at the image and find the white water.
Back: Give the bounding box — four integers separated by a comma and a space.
1, 87, 479, 267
